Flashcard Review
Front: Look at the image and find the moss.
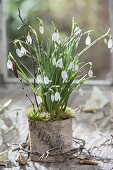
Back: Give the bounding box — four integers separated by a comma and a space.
26, 107, 75, 121
27, 108, 49, 121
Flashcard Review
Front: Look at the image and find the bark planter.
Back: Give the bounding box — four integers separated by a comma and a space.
28, 118, 73, 162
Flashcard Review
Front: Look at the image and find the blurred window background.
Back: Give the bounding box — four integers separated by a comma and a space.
5, 0, 111, 80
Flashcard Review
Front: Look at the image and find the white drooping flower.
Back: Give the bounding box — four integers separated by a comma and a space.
74, 26, 81, 35
51, 94, 55, 102
36, 75, 43, 84
104, 39, 107, 44
55, 92, 61, 101
36, 96, 42, 105
88, 69, 93, 78
21, 46, 27, 55
68, 62, 74, 70
7, 60, 13, 70
39, 25, 44, 34
79, 88, 84, 96
16, 48, 23, 57
52, 58, 57, 65
108, 37, 113, 48
85, 35, 91, 45
44, 76, 51, 85
52, 31, 60, 43
26, 33, 32, 44
56, 58, 63, 68
61, 70, 68, 81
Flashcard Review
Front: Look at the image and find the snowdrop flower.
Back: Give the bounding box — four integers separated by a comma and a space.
104, 39, 107, 44
21, 46, 27, 55
74, 27, 81, 35
56, 58, 63, 68
51, 94, 55, 102
85, 35, 91, 46
61, 70, 68, 81
36, 75, 43, 84
88, 69, 93, 78
44, 76, 51, 85
36, 96, 42, 105
52, 31, 60, 43
79, 88, 83, 96
7, 60, 13, 70
39, 25, 44, 34
68, 62, 74, 70
16, 48, 23, 58
55, 92, 61, 101
52, 58, 57, 65
108, 37, 113, 48
26, 33, 32, 44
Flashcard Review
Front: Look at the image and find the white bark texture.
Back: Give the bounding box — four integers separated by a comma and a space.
29, 118, 73, 162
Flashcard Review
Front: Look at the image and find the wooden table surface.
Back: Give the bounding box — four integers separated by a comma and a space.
0, 84, 113, 170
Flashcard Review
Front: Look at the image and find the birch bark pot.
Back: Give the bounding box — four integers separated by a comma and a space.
28, 118, 73, 162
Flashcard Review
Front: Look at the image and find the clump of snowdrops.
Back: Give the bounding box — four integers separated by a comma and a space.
7, 12, 111, 121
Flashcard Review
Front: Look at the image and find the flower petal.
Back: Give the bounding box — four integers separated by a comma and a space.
61, 70, 68, 81
39, 26, 44, 34
36, 75, 43, 84
55, 92, 61, 101
85, 35, 91, 45
51, 94, 55, 102
27, 34, 32, 44
36, 96, 42, 105
56, 58, 63, 68
44, 76, 51, 85
88, 69, 93, 78
68, 62, 74, 70
21, 46, 27, 55
108, 38, 113, 48
52, 58, 56, 65
52, 31, 60, 43
7, 60, 13, 70
16, 49, 23, 57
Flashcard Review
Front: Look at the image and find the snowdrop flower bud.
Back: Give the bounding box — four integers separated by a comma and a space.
16, 48, 23, 58
88, 69, 93, 78
56, 58, 63, 68
52, 31, 60, 43
26, 33, 32, 44
74, 27, 81, 35
39, 25, 44, 34
21, 46, 27, 55
51, 94, 55, 102
108, 37, 113, 48
61, 70, 68, 81
85, 35, 91, 46
7, 60, 13, 70
104, 39, 107, 44
68, 62, 74, 70
79, 88, 83, 96
37, 17, 44, 34
52, 58, 56, 65
55, 92, 61, 101
36, 96, 42, 105
44, 76, 51, 85
89, 62, 92, 66
36, 75, 43, 84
